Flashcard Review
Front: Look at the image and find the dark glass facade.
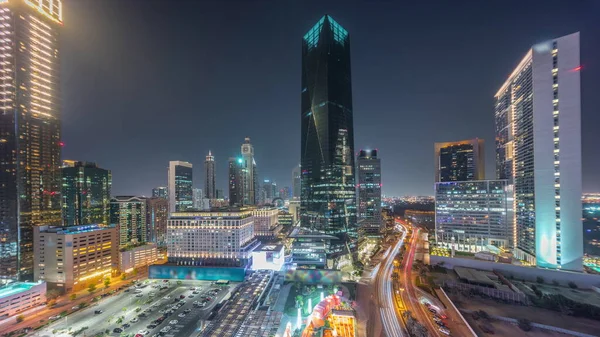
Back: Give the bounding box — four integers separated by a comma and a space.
435, 139, 484, 183
439, 144, 474, 181
228, 158, 243, 206
174, 165, 193, 212
300, 15, 357, 260
0, 1, 63, 281
62, 162, 111, 227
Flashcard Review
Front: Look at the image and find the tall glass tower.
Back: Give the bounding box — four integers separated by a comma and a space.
0, 0, 63, 281
300, 15, 357, 261
168, 161, 193, 212
62, 161, 111, 227
204, 151, 216, 199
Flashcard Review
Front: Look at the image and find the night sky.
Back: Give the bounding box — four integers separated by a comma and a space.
61, 0, 600, 197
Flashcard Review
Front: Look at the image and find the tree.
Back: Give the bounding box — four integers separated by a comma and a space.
121, 273, 127, 281
477, 310, 489, 320
46, 289, 61, 300
536, 276, 544, 284
88, 283, 97, 294
552, 279, 560, 286
104, 277, 111, 289
133, 268, 139, 276
568, 281, 578, 289
16, 315, 25, 323
47, 299, 57, 308
518, 318, 532, 331
295, 295, 304, 309
69, 293, 77, 301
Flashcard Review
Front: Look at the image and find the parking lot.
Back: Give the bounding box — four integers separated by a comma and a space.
35, 279, 234, 337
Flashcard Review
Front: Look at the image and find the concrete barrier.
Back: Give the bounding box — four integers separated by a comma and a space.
430, 255, 600, 289
437, 288, 477, 337
460, 309, 597, 337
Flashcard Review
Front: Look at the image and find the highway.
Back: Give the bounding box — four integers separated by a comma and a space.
375, 226, 407, 337
399, 225, 442, 336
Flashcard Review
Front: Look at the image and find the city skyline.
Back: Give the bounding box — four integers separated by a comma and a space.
60, 1, 599, 198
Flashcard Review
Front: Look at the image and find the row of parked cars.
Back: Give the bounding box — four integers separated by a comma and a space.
424, 302, 451, 336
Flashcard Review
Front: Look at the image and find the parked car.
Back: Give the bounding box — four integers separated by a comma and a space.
439, 327, 451, 335
169, 320, 178, 325
94, 310, 103, 314
131, 317, 139, 323
122, 323, 131, 329
178, 313, 186, 318
113, 328, 123, 333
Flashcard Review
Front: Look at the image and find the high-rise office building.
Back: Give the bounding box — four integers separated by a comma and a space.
168, 161, 193, 212
193, 188, 203, 210
357, 150, 382, 238
241, 138, 257, 205
216, 189, 224, 199
300, 15, 357, 260
495, 33, 582, 271
228, 157, 244, 206
261, 179, 277, 204
152, 186, 168, 199
204, 151, 216, 199
110, 196, 147, 247
292, 165, 301, 199
435, 180, 513, 252
282, 186, 291, 200
146, 197, 168, 247
61, 162, 111, 227
0, 0, 63, 281
434, 139, 485, 182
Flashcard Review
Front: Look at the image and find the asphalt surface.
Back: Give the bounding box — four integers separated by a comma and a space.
375, 229, 408, 337
34, 280, 232, 337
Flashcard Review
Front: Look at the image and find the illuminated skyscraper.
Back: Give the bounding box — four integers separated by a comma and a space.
228, 157, 244, 206
168, 161, 193, 212
434, 139, 485, 182
61, 161, 111, 227
110, 196, 147, 247
241, 138, 257, 205
357, 150, 382, 238
495, 32, 582, 271
300, 15, 357, 260
204, 151, 216, 199
146, 197, 168, 247
292, 165, 301, 199
0, 0, 63, 281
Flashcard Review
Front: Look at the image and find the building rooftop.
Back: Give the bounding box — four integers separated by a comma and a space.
40, 224, 115, 235
288, 227, 338, 239
255, 244, 284, 253
0, 282, 43, 299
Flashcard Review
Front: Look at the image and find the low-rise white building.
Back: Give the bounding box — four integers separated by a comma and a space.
0, 282, 46, 318
167, 208, 259, 268
120, 243, 158, 273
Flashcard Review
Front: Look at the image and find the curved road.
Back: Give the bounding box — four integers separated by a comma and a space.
376, 227, 407, 337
